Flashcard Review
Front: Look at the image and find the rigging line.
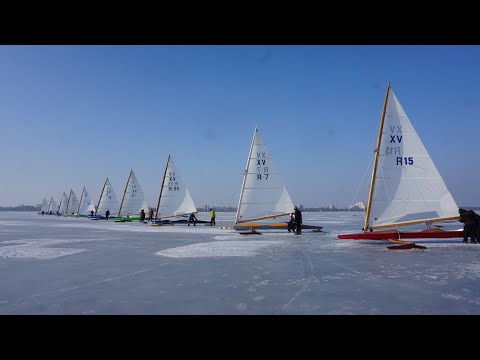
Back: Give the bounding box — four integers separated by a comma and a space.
337, 153, 374, 236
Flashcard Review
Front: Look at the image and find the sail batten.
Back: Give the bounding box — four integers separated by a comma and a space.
367, 87, 458, 229
235, 128, 294, 224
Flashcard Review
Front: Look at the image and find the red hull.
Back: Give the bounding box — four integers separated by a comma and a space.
338, 229, 463, 240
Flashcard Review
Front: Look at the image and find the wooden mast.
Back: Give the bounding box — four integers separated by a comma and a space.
96, 178, 108, 215
364, 82, 390, 231
155, 154, 170, 219
118, 170, 132, 217
236, 127, 257, 224
65, 190, 73, 215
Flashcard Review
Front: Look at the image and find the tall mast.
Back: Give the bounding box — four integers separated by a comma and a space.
48, 197, 53, 212
235, 127, 257, 224
96, 178, 108, 215
76, 187, 85, 215
364, 82, 390, 231
155, 154, 170, 219
118, 170, 132, 217
65, 190, 73, 214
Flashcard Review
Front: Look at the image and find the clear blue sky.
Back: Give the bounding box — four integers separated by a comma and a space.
1, 45, 479, 208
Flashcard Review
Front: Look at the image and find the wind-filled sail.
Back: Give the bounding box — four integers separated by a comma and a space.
235, 128, 294, 223
66, 189, 79, 215
58, 192, 68, 214
47, 197, 58, 213
96, 178, 120, 216
39, 198, 49, 213
140, 200, 149, 214
368, 88, 458, 228
156, 155, 197, 218
77, 186, 95, 215
118, 170, 147, 217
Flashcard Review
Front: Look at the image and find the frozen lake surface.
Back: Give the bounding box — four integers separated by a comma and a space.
0, 211, 478, 314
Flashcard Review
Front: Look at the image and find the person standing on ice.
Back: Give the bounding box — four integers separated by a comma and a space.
188, 212, 197, 226
209, 208, 216, 226
105, 209, 110, 220
294, 206, 302, 235
459, 209, 476, 243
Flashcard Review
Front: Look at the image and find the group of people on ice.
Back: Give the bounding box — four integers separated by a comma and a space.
287, 206, 303, 235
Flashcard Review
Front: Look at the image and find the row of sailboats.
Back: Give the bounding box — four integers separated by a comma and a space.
40, 188, 95, 216
37, 83, 464, 245
40, 155, 199, 223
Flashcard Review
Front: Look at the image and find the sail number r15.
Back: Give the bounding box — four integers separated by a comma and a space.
396, 157, 413, 165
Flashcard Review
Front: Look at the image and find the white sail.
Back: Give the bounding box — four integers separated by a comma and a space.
47, 197, 58, 213
66, 189, 79, 215
96, 178, 120, 216
77, 186, 95, 215
118, 170, 147, 217
58, 192, 68, 214
140, 200, 149, 214
156, 155, 197, 218
39, 198, 49, 213
235, 128, 294, 223
368, 88, 458, 228
86, 202, 96, 213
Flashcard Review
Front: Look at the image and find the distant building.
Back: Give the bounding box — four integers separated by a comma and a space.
204, 204, 208, 212
349, 201, 366, 210
299, 205, 304, 211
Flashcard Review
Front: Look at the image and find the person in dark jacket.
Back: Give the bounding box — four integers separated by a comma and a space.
474, 211, 480, 244
468, 210, 479, 244
287, 214, 295, 233
188, 213, 197, 226
148, 209, 154, 222
140, 209, 146, 222
459, 209, 476, 243
294, 206, 302, 235
105, 209, 110, 220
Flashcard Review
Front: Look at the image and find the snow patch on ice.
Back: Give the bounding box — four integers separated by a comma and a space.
156, 240, 283, 258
